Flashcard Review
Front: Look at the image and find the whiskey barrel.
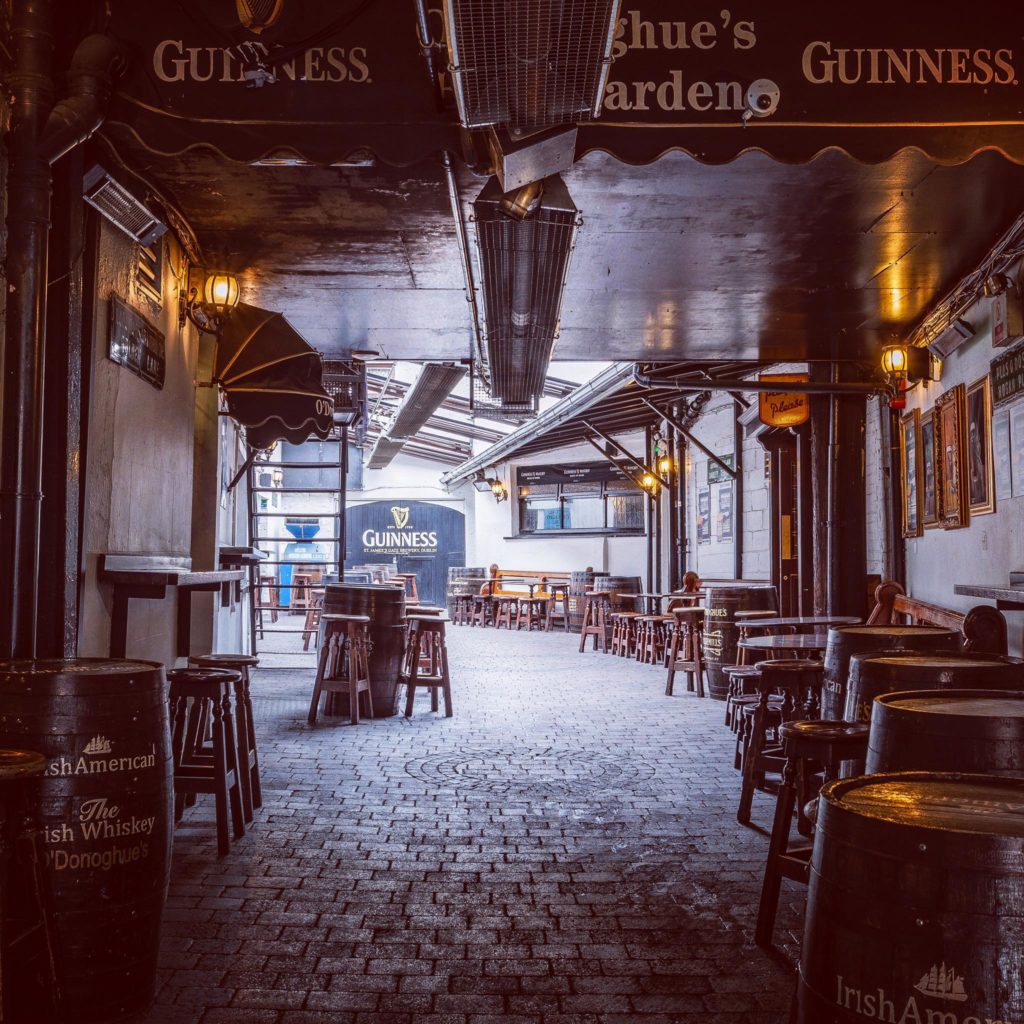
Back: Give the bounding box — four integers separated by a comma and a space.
0, 658, 172, 1023
323, 584, 406, 716
845, 651, 1024, 723
796, 772, 1024, 1023
866, 690, 1024, 776
821, 625, 960, 720
591, 575, 642, 612
702, 584, 778, 700
568, 570, 606, 631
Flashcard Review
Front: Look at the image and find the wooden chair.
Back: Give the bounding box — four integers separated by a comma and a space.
308, 614, 375, 725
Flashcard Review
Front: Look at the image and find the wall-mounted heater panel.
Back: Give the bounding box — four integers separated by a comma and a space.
389, 362, 468, 438
473, 174, 579, 409
443, 0, 621, 130
83, 165, 167, 246
366, 435, 407, 470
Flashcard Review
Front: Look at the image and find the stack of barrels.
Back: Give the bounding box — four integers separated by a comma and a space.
793, 626, 1024, 1023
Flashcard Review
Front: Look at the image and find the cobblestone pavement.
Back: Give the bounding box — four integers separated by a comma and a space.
140, 626, 802, 1023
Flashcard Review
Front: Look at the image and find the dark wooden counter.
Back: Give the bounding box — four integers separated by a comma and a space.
98, 554, 244, 658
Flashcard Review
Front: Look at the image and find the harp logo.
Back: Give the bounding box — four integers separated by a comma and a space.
391, 506, 411, 529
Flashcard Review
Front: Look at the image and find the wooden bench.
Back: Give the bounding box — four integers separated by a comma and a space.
98, 554, 243, 660
481, 567, 572, 600
867, 580, 1008, 655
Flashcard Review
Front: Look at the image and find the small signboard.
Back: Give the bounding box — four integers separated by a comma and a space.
108, 294, 165, 389
759, 373, 810, 427
517, 462, 631, 487
991, 341, 1024, 406
707, 454, 734, 484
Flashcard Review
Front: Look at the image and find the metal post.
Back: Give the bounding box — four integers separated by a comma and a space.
338, 425, 348, 580
733, 400, 744, 581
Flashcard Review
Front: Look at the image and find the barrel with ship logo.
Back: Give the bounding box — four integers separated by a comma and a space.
702, 584, 778, 701
821, 626, 960, 720
568, 570, 606, 631
0, 658, 172, 1022
866, 690, 1024, 776
844, 651, 1024, 723
796, 772, 1024, 1023
323, 583, 406, 716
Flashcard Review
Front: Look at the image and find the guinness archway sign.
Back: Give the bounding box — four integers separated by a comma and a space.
105, 0, 1024, 167
346, 500, 465, 607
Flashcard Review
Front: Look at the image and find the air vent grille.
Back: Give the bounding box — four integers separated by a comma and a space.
474, 174, 579, 407
444, 0, 621, 130
83, 166, 167, 245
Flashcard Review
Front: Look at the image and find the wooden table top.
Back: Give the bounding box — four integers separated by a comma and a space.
738, 633, 829, 651
743, 616, 861, 629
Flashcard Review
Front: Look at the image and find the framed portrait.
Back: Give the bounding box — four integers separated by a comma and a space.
920, 409, 939, 528
1010, 403, 1024, 499
993, 405, 1012, 501
900, 409, 922, 537
966, 376, 995, 515
936, 384, 968, 529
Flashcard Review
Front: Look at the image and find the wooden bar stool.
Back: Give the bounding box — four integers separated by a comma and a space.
452, 593, 474, 625
755, 719, 869, 948
402, 614, 453, 717
724, 664, 762, 727
544, 583, 571, 632
302, 588, 324, 650
394, 572, 420, 603
578, 590, 614, 653
471, 594, 494, 627
516, 596, 545, 631
289, 571, 313, 612
308, 614, 375, 725
665, 607, 706, 696
188, 653, 262, 823
167, 668, 245, 856
494, 595, 516, 629
737, 660, 823, 826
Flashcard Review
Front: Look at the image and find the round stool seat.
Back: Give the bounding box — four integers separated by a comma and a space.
779, 719, 870, 751
725, 665, 762, 678
735, 610, 780, 620
755, 658, 824, 676
322, 613, 371, 623
0, 749, 46, 781
167, 667, 240, 687
189, 653, 259, 669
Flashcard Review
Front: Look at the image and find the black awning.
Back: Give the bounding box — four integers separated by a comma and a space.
215, 303, 333, 450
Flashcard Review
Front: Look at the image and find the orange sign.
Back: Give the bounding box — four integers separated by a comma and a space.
758, 373, 810, 428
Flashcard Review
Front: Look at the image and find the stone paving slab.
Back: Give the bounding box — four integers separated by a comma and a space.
138, 626, 802, 1023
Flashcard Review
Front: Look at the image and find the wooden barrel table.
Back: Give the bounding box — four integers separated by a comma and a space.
821, 625, 960, 720
702, 583, 778, 701
323, 584, 406, 716
796, 771, 1024, 1023
0, 658, 172, 1022
845, 651, 1024, 723
568, 570, 606, 631
866, 690, 1024, 776
591, 575, 642, 612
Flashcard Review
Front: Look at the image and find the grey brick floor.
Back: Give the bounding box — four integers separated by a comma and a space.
141, 626, 801, 1023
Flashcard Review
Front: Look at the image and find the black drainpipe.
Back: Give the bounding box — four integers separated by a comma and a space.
1, 0, 120, 658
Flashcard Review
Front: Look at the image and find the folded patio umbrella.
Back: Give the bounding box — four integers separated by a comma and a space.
214, 302, 334, 450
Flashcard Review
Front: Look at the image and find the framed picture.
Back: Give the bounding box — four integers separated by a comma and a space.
920, 409, 939, 528
1011, 403, 1024, 499
966, 376, 995, 515
936, 384, 968, 529
900, 409, 922, 537
993, 405, 1012, 501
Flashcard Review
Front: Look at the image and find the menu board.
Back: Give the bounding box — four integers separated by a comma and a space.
517, 462, 631, 487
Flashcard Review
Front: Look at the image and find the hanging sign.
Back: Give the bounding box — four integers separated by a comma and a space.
517, 462, 631, 487
991, 341, 1024, 406
759, 374, 810, 427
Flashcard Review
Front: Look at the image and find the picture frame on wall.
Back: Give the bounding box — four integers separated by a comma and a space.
920, 409, 939, 528
966, 375, 995, 515
993, 405, 1012, 501
1010, 403, 1024, 499
900, 409, 922, 537
936, 384, 968, 529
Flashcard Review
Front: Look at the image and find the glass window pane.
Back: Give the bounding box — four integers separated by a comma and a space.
563, 495, 604, 530
521, 497, 561, 532
608, 493, 644, 530
561, 482, 601, 495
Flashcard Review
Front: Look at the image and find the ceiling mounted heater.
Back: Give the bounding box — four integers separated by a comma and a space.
366, 435, 408, 470
83, 165, 167, 245
443, 0, 621, 131
389, 362, 468, 438
473, 174, 579, 409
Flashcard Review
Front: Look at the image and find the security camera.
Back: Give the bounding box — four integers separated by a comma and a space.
743, 79, 781, 121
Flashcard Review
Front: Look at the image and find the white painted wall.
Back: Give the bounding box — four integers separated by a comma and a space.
903, 284, 1024, 653
80, 224, 201, 664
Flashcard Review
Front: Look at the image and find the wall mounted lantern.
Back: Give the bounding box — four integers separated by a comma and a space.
184, 270, 241, 334
490, 478, 508, 502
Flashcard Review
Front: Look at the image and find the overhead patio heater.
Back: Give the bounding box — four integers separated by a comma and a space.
442, 0, 621, 131
389, 363, 469, 438
473, 173, 579, 409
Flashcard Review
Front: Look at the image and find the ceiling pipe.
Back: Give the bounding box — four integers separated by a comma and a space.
631, 366, 887, 397
1, 1, 121, 659
442, 151, 486, 367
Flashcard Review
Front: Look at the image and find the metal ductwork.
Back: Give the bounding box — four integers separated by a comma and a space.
389, 362, 468, 438
443, 0, 621, 131
474, 174, 579, 409
366, 435, 408, 470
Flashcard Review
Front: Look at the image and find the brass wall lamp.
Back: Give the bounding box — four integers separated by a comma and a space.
181, 270, 241, 335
